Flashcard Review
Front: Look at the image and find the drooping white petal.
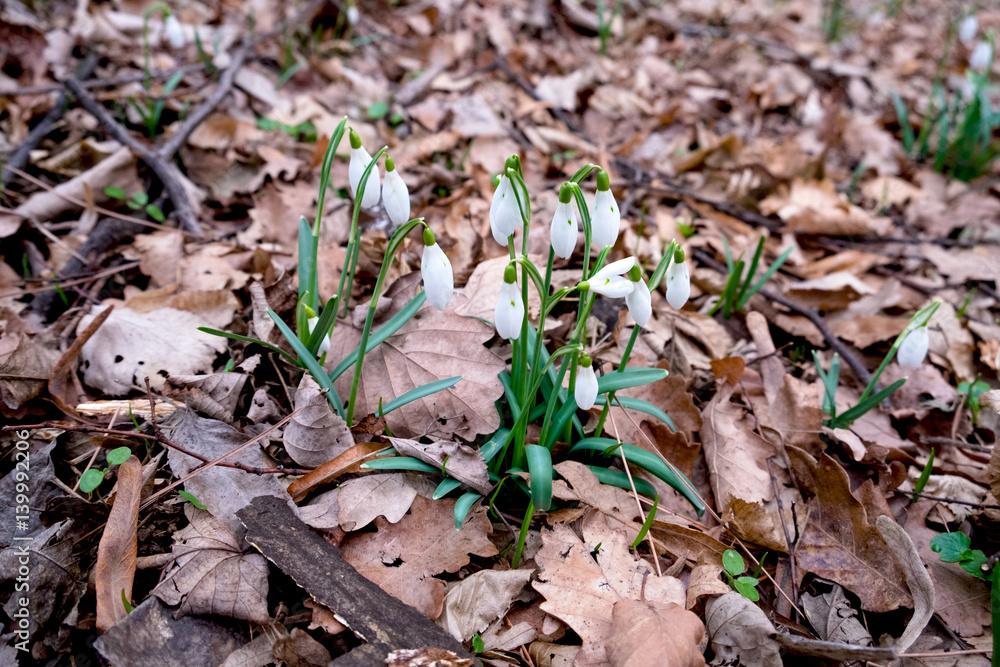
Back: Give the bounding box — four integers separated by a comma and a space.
590, 189, 621, 249
421, 242, 453, 311
490, 176, 521, 246
897, 326, 929, 368
575, 364, 599, 410
307, 316, 331, 356
590, 257, 636, 284
550, 200, 579, 259
591, 276, 634, 298
625, 279, 652, 326
494, 281, 524, 340
382, 168, 410, 226
164, 15, 185, 49
348, 146, 381, 210
665, 260, 690, 310
970, 41, 993, 71
960, 15, 978, 46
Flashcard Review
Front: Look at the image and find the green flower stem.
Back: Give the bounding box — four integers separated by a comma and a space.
857, 300, 941, 404
593, 241, 678, 434
512, 500, 534, 569
346, 218, 426, 425
334, 146, 387, 319
142, 2, 172, 90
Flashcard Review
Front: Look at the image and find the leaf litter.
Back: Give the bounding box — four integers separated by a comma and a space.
1, 0, 999, 663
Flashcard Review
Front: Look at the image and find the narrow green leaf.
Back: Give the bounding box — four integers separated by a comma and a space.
361, 456, 439, 473
596, 367, 668, 394
382, 376, 461, 415
121, 589, 134, 613
833, 378, 906, 427
298, 215, 317, 307
585, 466, 658, 498
525, 445, 553, 511
197, 327, 298, 364
454, 492, 482, 530
104, 186, 126, 200
306, 296, 338, 356
593, 395, 676, 431
434, 478, 462, 499
267, 309, 345, 415
178, 489, 207, 509
913, 448, 935, 495
480, 429, 511, 463
630, 494, 658, 549
328, 292, 426, 382
145, 204, 165, 221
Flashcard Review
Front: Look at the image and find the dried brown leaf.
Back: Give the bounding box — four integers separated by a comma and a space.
705, 592, 781, 667
607, 599, 705, 667
283, 375, 354, 468
876, 515, 934, 651
388, 437, 491, 495
437, 569, 533, 641
95, 456, 142, 631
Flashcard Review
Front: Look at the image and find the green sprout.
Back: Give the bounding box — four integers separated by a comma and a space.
722, 549, 760, 601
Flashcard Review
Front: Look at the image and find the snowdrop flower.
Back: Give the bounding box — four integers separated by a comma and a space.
490, 172, 521, 246
583, 256, 635, 299
665, 247, 690, 310
550, 183, 578, 259
382, 157, 410, 226
624, 265, 652, 326
590, 170, 620, 249
494, 264, 525, 339
959, 15, 978, 46
420, 228, 453, 311
574, 354, 599, 410
345, 0, 360, 24
970, 41, 993, 71
897, 326, 929, 368
348, 129, 381, 210
307, 316, 331, 357
164, 14, 185, 49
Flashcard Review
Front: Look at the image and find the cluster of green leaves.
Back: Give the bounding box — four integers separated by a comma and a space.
893, 70, 1000, 182
930, 532, 990, 580
256, 118, 318, 143
708, 236, 791, 319
104, 186, 165, 221
722, 549, 761, 601
130, 69, 186, 137
816, 300, 941, 429
79, 446, 132, 493
958, 378, 991, 424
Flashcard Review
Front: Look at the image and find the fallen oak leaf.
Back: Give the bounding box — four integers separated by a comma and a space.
876, 515, 934, 652
287, 441, 386, 502
283, 375, 354, 468
607, 599, 705, 667
388, 437, 491, 495
705, 592, 781, 667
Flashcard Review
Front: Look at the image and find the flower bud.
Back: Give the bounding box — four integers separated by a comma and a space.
970, 41, 993, 71
550, 183, 578, 259
495, 269, 525, 340
625, 266, 652, 326
307, 316, 331, 357
348, 129, 381, 210
490, 175, 521, 246
588, 257, 636, 298
665, 248, 690, 310
575, 358, 599, 410
590, 170, 620, 249
959, 15, 978, 46
164, 15, 185, 49
382, 157, 410, 226
421, 228, 453, 311
897, 326, 929, 368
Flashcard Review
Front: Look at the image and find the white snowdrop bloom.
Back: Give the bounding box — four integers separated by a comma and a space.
164, 15, 185, 49
382, 157, 410, 226
590, 170, 620, 249
970, 41, 993, 71
494, 265, 525, 340
346, 1, 360, 24
960, 15, 978, 46
897, 326, 929, 368
624, 266, 652, 326
550, 184, 578, 259
575, 356, 599, 410
586, 256, 636, 299
665, 249, 690, 310
307, 316, 331, 357
490, 175, 521, 246
348, 129, 381, 210
420, 229, 453, 311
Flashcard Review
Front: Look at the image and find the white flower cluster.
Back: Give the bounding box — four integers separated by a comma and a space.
960, 15, 993, 73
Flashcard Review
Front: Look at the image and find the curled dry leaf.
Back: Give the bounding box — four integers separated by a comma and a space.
287, 441, 387, 502
329, 278, 504, 441
0, 331, 61, 411
705, 592, 781, 667
533, 511, 686, 666
788, 447, 911, 612
437, 569, 533, 642
875, 514, 934, 652
686, 559, 731, 609
800, 585, 872, 647
388, 437, 491, 495
95, 455, 143, 631
300, 473, 436, 531
607, 599, 706, 667
152, 505, 270, 623
340, 495, 497, 620
283, 375, 354, 468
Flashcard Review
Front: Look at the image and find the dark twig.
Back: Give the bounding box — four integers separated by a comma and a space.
897, 491, 1000, 509
766, 457, 799, 615
7, 64, 205, 97
2, 55, 99, 189
144, 376, 165, 444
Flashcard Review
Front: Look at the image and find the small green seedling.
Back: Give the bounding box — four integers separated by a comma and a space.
256, 118, 317, 143
178, 489, 207, 509
931, 532, 990, 580
367, 101, 389, 120
958, 379, 991, 425
913, 448, 935, 496
722, 549, 760, 601
79, 446, 133, 493
709, 236, 792, 319
104, 187, 165, 222
121, 589, 134, 613
472, 632, 485, 654
130, 68, 186, 137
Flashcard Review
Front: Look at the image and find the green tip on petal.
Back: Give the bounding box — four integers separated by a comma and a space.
577, 280, 590, 292
673, 246, 686, 263
627, 264, 642, 282
423, 227, 436, 247
385, 156, 395, 172
503, 264, 517, 284
558, 183, 573, 204
596, 170, 610, 191
303, 304, 317, 318
504, 155, 519, 173
349, 128, 362, 149
579, 353, 592, 367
